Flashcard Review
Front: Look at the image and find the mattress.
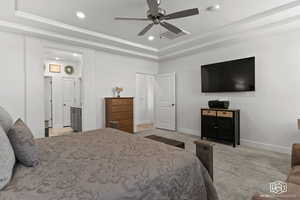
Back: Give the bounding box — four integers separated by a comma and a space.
0, 128, 218, 200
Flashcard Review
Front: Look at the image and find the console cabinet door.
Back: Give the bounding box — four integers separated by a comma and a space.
217, 117, 234, 141
202, 116, 218, 139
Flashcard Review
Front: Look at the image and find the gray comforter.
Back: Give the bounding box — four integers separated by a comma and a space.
0, 128, 218, 200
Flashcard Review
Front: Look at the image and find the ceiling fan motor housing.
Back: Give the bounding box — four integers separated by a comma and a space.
147, 8, 166, 24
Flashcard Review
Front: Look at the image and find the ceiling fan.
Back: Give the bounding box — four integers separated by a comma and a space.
114, 0, 199, 36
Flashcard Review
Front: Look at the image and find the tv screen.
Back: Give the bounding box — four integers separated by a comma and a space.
201, 57, 255, 92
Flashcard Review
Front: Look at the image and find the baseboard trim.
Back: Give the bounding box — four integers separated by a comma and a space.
178, 128, 201, 137
177, 128, 291, 154
241, 139, 291, 154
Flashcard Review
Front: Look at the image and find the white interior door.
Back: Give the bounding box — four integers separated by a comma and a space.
155, 73, 176, 131
44, 77, 52, 127
63, 78, 75, 127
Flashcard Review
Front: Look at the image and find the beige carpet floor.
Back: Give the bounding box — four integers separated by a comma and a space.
136, 129, 290, 200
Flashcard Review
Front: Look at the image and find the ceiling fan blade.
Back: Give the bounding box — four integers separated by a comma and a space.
138, 23, 154, 36
115, 17, 150, 21
163, 8, 199, 20
147, 0, 159, 16
160, 22, 182, 34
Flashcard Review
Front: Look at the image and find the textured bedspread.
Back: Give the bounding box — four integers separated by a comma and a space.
0, 128, 218, 200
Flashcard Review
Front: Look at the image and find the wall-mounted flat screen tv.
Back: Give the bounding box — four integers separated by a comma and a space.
201, 57, 255, 92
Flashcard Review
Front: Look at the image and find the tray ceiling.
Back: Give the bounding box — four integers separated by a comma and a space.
0, 0, 300, 60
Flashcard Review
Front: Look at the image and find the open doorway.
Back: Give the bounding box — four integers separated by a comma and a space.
44, 48, 83, 137
135, 73, 155, 132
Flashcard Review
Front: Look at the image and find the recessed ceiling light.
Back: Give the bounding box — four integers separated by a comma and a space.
207, 4, 221, 11
73, 53, 79, 57
76, 11, 86, 19
148, 35, 155, 41
55, 57, 60, 60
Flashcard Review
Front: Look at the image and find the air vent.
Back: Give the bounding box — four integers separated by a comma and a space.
160, 30, 190, 40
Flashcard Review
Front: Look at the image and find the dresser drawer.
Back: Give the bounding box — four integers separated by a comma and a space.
111, 105, 132, 113
217, 111, 233, 118
111, 99, 133, 105
118, 120, 133, 128
119, 126, 133, 133
111, 112, 133, 120
202, 110, 217, 117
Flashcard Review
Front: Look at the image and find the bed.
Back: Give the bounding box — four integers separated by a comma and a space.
0, 128, 218, 200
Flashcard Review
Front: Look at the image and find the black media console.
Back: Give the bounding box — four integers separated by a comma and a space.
201, 108, 240, 147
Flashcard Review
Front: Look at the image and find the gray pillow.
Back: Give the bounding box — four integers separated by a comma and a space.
0, 126, 15, 190
0, 106, 13, 133
7, 119, 39, 167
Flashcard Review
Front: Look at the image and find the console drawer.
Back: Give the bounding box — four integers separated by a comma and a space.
202, 110, 217, 116
217, 111, 233, 118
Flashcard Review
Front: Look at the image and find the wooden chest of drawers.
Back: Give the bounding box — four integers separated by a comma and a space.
105, 97, 134, 133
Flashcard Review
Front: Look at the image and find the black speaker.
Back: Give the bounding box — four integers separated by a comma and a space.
208, 100, 230, 109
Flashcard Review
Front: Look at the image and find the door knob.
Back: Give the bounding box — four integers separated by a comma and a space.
171, 104, 175, 106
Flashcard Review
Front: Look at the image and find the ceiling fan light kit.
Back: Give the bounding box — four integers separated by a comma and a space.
148, 35, 155, 41
76, 11, 86, 19
115, 0, 200, 38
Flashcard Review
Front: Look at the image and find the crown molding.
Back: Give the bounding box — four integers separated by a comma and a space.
14, 10, 159, 53
160, 0, 300, 53
160, 15, 300, 61
3, 0, 300, 61
0, 20, 159, 61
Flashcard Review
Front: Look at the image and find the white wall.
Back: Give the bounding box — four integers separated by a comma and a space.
0, 30, 158, 137
4, 24, 298, 153
94, 51, 159, 129
159, 29, 300, 153
25, 37, 44, 138
0, 31, 25, 122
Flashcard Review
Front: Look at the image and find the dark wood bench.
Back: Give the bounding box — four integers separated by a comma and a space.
194, 140, 214, 181
145, 135, 185, 149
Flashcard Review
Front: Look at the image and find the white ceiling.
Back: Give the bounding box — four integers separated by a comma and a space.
1, 0, 300, 60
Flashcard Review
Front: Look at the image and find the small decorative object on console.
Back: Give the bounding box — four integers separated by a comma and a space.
208, 100, 230, 109
114, 87, 124, 98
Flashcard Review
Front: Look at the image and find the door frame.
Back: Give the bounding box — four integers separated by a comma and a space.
42, 43, 86, 133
